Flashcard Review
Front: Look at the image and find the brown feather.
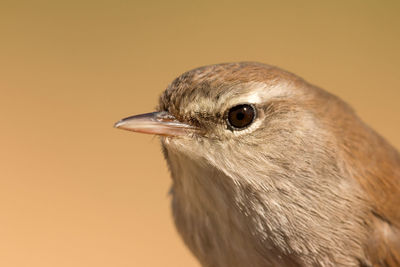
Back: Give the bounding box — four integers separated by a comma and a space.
146, 62, 400, 266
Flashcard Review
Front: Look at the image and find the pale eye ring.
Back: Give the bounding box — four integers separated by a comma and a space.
226, 104, 256, 130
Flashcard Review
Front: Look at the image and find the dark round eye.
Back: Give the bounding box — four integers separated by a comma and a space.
227, 104, 256, 129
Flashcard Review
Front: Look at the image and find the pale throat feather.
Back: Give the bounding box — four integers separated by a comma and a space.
163, 140, 301, 267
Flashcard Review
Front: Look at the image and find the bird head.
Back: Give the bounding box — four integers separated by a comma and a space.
115, 62, 348, 186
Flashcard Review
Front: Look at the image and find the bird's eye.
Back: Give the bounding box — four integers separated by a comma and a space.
227, 104, 256, 130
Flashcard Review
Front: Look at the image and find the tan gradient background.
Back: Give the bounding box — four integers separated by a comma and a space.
1, 1, 399, 266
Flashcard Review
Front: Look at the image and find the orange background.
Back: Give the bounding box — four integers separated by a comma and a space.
1, 1, 399, 266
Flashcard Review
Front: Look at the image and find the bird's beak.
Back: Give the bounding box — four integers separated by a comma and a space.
114, 111, 196, 137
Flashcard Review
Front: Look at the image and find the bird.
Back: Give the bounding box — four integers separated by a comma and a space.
115, 62, 400, 267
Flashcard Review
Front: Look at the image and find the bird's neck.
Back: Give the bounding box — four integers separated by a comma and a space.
164, 146, 299, 267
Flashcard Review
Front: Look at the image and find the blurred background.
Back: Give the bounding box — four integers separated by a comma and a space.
1, 0, 399, 266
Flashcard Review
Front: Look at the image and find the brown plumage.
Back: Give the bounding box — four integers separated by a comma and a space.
115, 62, 400, 266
